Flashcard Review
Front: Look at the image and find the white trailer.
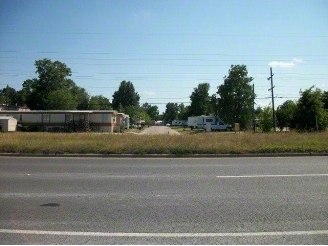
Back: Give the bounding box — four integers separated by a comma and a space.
187, 115, 231, 131
171, 120, 187, 126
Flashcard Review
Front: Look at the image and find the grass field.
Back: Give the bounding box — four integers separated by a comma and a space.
1, 130, 328, 155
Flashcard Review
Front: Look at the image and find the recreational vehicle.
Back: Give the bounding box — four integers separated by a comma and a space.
187, 115, 232, 131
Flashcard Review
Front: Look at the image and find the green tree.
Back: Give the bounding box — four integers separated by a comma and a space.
46, 89, 78, 110
0, 85, 18, 106
21, 78, 40, 109
141, 103, 159, 120
163, 102, 179, 124
135, 110, 151, 125
276, 100, 297, 131
177, 103, 190, 120
322, 91, 328, 110
71, 86, 90, 110
16, 89, 28, 107
112, 81, 140, 110
217, 65, 255, 129
88, 95, 112, 110
123, 105, 142, 124
294, 86, 328, 131
21, 59, 84, 110
35, 58, 72, 109
35, 59, 72, 91
254, 106, 263, 129
189, 83, 210, 116
0, 90, 4, 105
122, 105, 151, 125
209, 94, 219, 116
259, 106, 273, 132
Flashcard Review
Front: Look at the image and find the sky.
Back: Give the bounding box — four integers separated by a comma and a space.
0, 0, 327, 114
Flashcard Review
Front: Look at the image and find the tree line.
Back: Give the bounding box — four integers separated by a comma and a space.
0, 59, 159, 124
1, 59, 327, 131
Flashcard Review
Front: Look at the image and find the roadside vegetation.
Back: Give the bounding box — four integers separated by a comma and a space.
1, 131, 327, 155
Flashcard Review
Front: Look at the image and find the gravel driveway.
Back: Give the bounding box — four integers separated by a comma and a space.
139, 126, 180, 135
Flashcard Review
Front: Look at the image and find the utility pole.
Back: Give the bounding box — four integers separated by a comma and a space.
5, 84, 9, 109
252, 83, 255, 133
268, 67, 276, 132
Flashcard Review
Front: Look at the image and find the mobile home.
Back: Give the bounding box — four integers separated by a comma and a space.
0, 110, 129, 132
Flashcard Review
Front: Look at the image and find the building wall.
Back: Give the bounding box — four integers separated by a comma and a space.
90, 113, 115, 132
3, 113, 64, 124
4, 113, 40, 123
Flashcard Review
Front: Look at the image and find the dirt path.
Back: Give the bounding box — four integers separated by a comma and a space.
139, 126, 180, 135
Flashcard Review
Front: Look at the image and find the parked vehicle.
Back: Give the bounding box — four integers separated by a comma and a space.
171, 120, 187, 126
187, 115, 232, 131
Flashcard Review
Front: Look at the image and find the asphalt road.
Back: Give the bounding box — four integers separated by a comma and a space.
1, 157, 327, 244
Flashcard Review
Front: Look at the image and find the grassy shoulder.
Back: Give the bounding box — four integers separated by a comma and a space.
1, 130, 328, 155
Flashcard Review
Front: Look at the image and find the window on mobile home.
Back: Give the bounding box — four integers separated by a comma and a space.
102, 114, 109, 123
65, 114, 72, 122
42, 114, 50, 122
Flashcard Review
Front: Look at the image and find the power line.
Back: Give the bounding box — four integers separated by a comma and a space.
1, 31, 328, 37
1, 49, 328, 56
2, 55, 328, 61
1, 70, 328, 77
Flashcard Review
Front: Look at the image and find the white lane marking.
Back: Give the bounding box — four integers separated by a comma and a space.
216, 174, 328, 178
0, 229, 327, 237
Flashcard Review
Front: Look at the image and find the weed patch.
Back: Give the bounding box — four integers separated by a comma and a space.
0, 132, 327, 155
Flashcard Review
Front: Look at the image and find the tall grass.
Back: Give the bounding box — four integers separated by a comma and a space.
0, 132, 327, 155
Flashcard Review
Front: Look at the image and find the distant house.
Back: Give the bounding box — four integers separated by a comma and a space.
0, 116, 18, 132
135, 119, 146, 128
156, 120, 163, 125
0, 105, 30, 111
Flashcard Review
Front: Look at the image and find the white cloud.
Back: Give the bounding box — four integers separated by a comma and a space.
293, 58, 304, 63
141, 90, 156, 96
249, 73, 265, 78
268, 58, 304, 68
268, 61, 296, 68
